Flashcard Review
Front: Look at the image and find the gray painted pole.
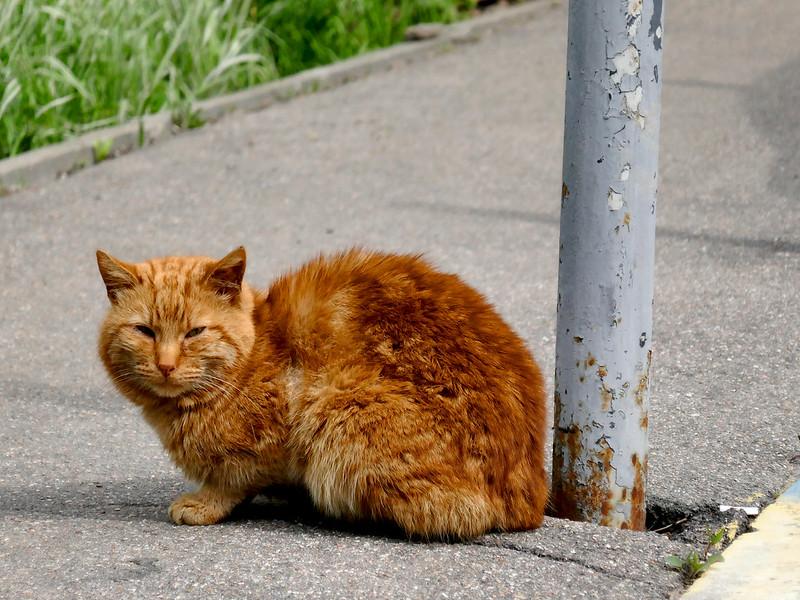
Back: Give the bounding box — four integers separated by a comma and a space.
551, 0, 664, 530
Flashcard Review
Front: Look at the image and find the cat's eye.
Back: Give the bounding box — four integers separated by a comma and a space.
185, 326, 206, 339
135, 325, 156, 338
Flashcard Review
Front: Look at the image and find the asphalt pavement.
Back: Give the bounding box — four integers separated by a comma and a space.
1, 0, 799, 597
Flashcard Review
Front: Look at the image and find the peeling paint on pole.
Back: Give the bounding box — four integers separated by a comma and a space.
552, 0, 664, 530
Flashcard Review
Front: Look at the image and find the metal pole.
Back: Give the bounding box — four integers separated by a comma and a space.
551, 0, 664, 530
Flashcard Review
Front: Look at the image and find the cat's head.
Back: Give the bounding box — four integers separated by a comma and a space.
96, 247, 256, 406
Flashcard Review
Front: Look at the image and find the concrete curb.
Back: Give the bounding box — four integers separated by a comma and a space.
0, 0, 557, 194
681, 478, 800, 600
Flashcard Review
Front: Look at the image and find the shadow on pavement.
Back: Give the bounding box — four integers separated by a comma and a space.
745, 55, 800, 200
0, 478, 412, 540
393, 200, 800, 254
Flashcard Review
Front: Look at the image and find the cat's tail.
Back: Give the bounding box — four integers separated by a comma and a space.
366, 483, 495, 541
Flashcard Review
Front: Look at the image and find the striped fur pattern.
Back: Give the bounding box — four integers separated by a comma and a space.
97, 247, 548, 539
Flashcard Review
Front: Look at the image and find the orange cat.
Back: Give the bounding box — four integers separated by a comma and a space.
96, 247, 548, 539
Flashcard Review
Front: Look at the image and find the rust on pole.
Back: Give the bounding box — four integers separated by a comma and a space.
551, 0, 665, 530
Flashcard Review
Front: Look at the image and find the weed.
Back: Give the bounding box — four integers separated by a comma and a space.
92, 138, 113, 163
171, 102, 206, 130
665, 527, 726, 584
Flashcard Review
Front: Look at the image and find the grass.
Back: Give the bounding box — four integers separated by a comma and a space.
0, 0, 474, 160
257, 0, 471, 77
665, 527, 726, 584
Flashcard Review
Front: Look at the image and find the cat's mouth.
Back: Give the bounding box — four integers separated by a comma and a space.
147, 378, 194, 399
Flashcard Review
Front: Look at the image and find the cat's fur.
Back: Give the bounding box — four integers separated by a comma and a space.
97, 247, 548, 539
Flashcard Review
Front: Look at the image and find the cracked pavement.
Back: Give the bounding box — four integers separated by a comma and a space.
1, 0, 799, 597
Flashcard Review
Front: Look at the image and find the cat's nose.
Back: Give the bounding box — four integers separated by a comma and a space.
156, 343, 179, 378
158, 362, 176, 378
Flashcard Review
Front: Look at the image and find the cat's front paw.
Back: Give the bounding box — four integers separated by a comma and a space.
168, 493, 228, 526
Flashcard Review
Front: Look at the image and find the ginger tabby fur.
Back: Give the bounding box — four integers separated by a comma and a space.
96, 247, 548, 539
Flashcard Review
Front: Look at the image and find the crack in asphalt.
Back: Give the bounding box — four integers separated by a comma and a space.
469, 538, 662, 587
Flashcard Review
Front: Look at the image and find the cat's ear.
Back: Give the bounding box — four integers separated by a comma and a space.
205, 246, 246, 302
96, 250, 139, 303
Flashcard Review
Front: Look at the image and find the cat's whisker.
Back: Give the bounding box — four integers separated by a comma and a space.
109, 371, 138, 386
199, 379, 261, 417
201, 374, 255, 405
201, 373, 246, 397
198, 375, 261, 440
